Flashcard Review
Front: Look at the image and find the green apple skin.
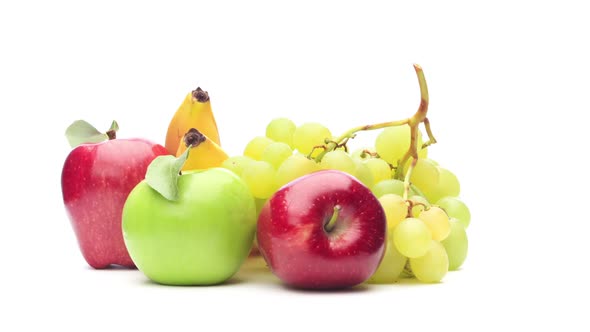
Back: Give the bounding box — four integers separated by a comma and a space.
122, 168, 256, 285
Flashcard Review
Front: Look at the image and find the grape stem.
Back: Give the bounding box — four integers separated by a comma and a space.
403, 158, 417, 200
313, 64, 437, 200
405, 200, 429, 218
410, 184, 427, 197
361, 149, 379, 158
314, 118, 410, 162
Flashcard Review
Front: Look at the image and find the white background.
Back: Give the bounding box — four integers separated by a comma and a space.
1, 0, 588, 331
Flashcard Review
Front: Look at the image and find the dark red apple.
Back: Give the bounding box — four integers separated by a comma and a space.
257, 170, 387, 289
62, 129, 168, 269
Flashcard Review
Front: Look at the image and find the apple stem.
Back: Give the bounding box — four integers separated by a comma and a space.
65, 120, 120, 148
324, 205, 342, 232
106, 130, 116, 140
144, 143, 192, 201
106, 120, 119, 140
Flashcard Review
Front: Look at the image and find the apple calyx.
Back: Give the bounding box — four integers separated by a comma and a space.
65, 120, 119, 148
192, 87, 210, 103
324, 205, 341, 232
145, 142, 191, 201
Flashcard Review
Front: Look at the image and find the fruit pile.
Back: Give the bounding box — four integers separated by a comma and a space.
229, 118, 469, 285
61, 64, 469, 289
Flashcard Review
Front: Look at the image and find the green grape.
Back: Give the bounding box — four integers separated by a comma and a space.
261, 142, 293, 169
379, 194, 407, 231
410, 158, 440, 194
353, 159, 375, 188
436, 197, 471, 228
418, 146, 428, 159
410, 240, 449, 283
438, 167, 460, 196
375, 126, 424, 165
241, 160, 277, 199
292, 122, 332, 157
367, 231, 407, 284
375, 126, 410, 164
221, 155, 254, 177
364, 158, 392, 184
320, 150, 356, 175
423, 166, 460, 203
409, 195, 430, 218
244, 136, 274, 160
255, 198, 267, 214
372, 179, 405, 198
418, 206, 451, 241
266, 118, 296, 147
441, 218, 468, 270
393, 218, 432, 258
409, 185, 425, 197
275, 154, 320, 188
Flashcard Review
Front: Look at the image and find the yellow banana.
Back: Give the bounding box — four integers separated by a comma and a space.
165, 87, 220, 155
176, 128, 228, 171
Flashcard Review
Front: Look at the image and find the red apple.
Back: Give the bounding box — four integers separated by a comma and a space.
61, 124, 168, 269
257, 170, 387, 289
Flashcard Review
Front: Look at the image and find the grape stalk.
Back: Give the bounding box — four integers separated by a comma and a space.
313, 64, 437, 205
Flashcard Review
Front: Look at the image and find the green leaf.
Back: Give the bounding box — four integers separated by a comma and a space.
65, 120, 108, 148
145, 148, 190, 201
109, 120, 119, 132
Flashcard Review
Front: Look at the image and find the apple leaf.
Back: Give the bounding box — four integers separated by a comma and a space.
65, 120, 109, 148
109, 120, 119, 132
145, 148, 190, 201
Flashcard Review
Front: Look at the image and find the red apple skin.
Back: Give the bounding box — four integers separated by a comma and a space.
257, 170, 387, 289
61, 138, 169, 269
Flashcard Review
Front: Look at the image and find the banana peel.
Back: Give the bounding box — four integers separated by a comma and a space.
165, 87, 220, 155
177, 128, 228, 171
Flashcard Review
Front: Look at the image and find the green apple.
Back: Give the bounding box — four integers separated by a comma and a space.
122, 167, 256, 285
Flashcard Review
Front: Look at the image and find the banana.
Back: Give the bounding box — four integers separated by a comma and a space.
176, 128, 228, 171
165, 87, 221, 155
